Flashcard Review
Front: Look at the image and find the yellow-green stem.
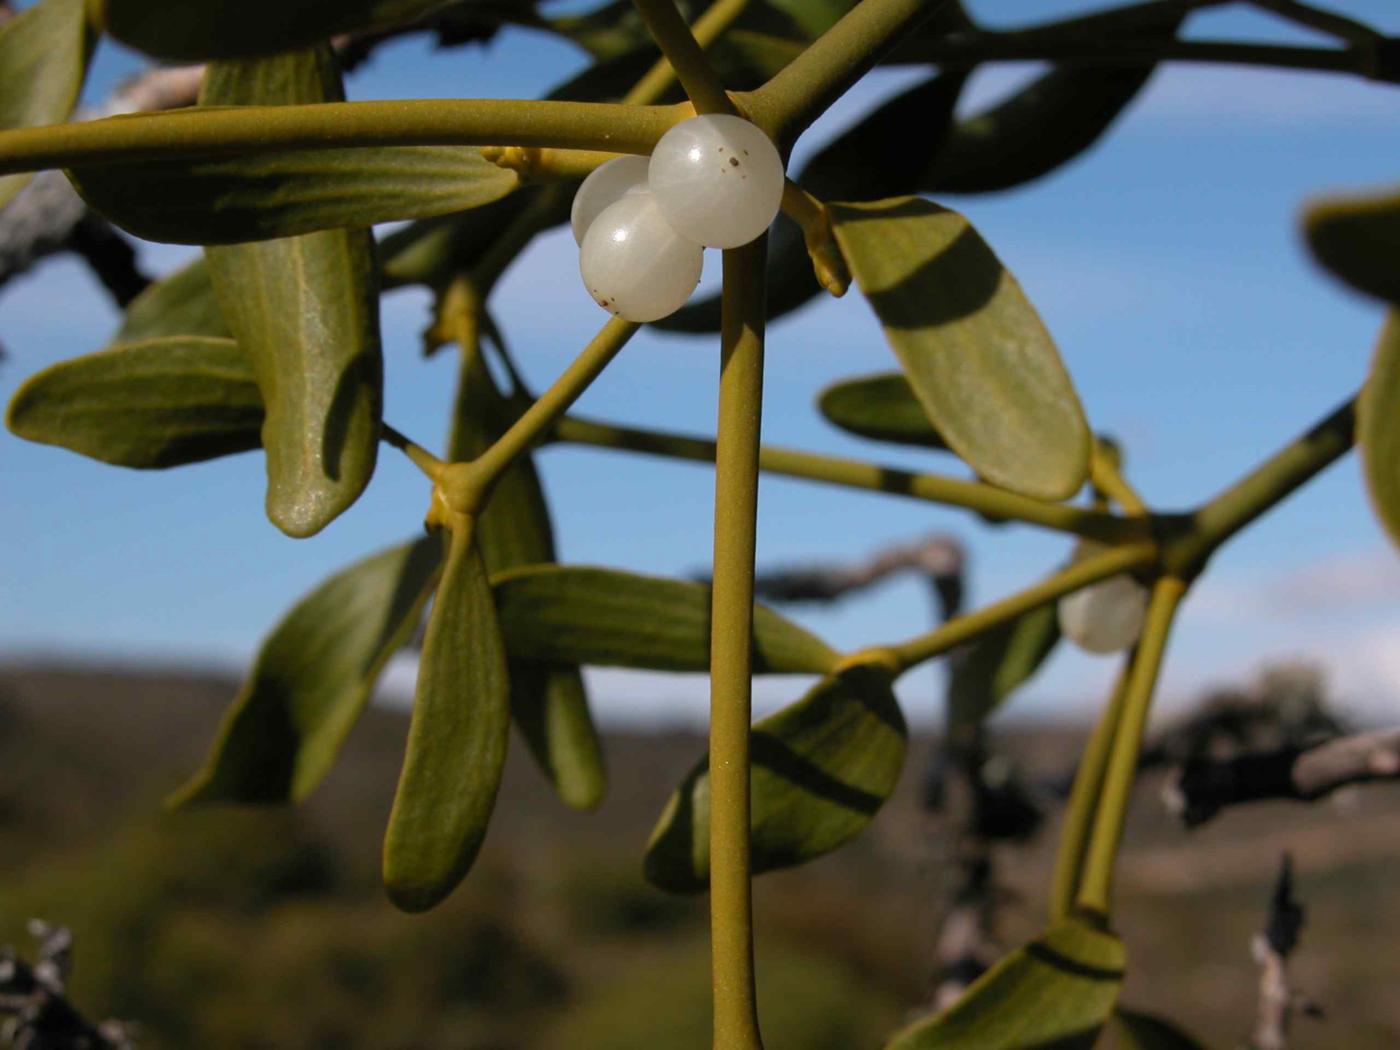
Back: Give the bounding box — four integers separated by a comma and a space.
632, 0, 738, 115
443, 318, 638, 514
1090, 443, 1147, 515
1075, 575, 1188, 917
889, 541, 1158, 673
1161, 397, 1356, 578
753, 0, 941, 144
0, 99, 688, 177
381, 422, 443, 480
709, 238, 768, 1050
1048, 663, 1130, 920
626, 0, 754, 105
549, 415, 1145, 543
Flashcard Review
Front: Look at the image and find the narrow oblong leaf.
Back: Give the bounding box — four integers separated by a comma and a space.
492, 565, 841, 675
831, 197, 1091, 501
384, 524, 511, 913
1304, 186, 1400, 304
0, 0, 90, 207
170, 537, 441, 806
645, 664, 906, 893
202, 46, 383, 538
923, 12, 1181, 194
6, 337, 261, 468
1359, 312, 1400, 550
452, 342, 606, 811
116, 258, 232, 343
95, 0, 456, 61
886, 918, 1125, 1049
1111, 1007, 1206, 1050
818, 372, 949, 450
71, 147, 520, 245
946, 603, 1060, 730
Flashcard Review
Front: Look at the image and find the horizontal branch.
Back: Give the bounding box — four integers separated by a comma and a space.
1167, 728, 1400, 826
550, 414, 1145, 542
0, 99, 689, 178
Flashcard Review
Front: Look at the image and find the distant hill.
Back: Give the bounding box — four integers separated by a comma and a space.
0, 661, 1396, 1048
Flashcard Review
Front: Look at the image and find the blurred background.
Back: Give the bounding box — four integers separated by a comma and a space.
4, 0, 1400, 1045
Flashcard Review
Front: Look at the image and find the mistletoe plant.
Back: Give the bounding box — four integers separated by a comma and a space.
3, 0, 1400, 1045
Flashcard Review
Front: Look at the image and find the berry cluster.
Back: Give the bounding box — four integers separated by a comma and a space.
574, 114, 785, 322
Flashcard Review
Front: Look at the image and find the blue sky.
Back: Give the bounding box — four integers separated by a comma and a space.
5, 1, 1400, 727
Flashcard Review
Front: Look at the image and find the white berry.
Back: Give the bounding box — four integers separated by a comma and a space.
570, 154, 651, 246
1058, 570, 1149, 654
648, 114, 785, 249
579, 192, 703, 322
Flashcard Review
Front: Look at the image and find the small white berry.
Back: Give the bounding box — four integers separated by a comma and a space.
579, 192, 703, 323
570, 154, 651, 246
648, 114, 785, 249
1058, 566, 1149, 655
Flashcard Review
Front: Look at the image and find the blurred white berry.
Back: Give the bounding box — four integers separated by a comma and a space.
1058, 563, 1149, 654
648, 114, 785, 249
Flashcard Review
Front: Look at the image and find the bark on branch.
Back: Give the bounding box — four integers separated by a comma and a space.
1165, 727, 1400, 826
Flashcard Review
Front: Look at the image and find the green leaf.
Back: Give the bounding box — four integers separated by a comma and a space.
0, 0, 90, 208
95, 0, 457, 61
6, 337, 262, 468
116, 258, 232, 343
1111, 1007, 1206, 1050
384, 524, 511, 913
491, 565, 841, 675
452, 342, 606, 812
886, 918, 1125, 1048
831, 197, 1091, 501
1304, 186, 1400, 304
923, 14, 1181, 194
645, 664, 906, 893
169, 537, 441, 807
946, 603, 1060, 730
818, 372, 949, 450
1359, 312, 1400, 551
71, 146, 519, 245
202, 46, 383, 538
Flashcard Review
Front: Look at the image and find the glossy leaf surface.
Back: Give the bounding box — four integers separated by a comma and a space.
71, 146, 519, 245
1359, 312, 1400, 550
492, 565, 840, 675
96, 0, 457, 61
886, 918, 1125, 1048
831, 197, 1091, 501
645, 665, 906, 893
170, 538, 441, 806
818, 372, 949, 450
946, 603, 1060, 730
0, 0, 89, 207
6, 337, 261, 468
452, 344, 606, 811
1305, 186, 1400, 304
384, 525, 511, 912
202, 47, 383, 537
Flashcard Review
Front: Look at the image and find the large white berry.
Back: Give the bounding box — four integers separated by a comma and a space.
1058, 569, 1149, 654
570, 154, 651, 245
579, 192, 703, 322
648, 114, 785, 249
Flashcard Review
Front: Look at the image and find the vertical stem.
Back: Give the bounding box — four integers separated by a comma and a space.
631, 0, 738, 115
1048, 663, 1130, 920
1075, 576, 1187, 917
708, 237, 768, 1050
